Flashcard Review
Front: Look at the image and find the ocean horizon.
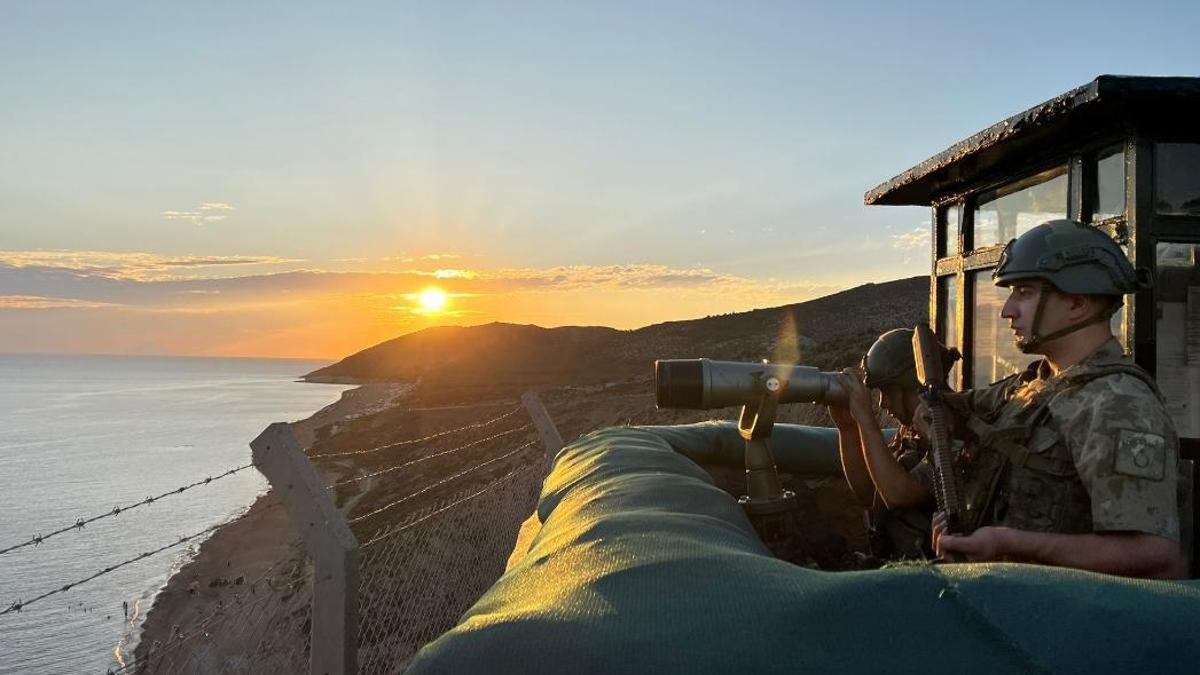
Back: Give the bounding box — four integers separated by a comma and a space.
0, 353, 353, 675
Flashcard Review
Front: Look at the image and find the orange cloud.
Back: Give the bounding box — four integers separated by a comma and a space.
0, 250, 852, 358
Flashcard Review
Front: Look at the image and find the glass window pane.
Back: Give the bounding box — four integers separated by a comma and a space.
970, 271, 1037, 389
938, 274, 960, 388
973, 167, 1068, 249
1156, 143, 1200, 216
939, 204, 961, 257
1092, 146, 1125, 222
1155, 242, 1200, 436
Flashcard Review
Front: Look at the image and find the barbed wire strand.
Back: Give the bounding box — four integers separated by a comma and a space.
352, 440, 537, 529
324, 423, 532, 492
4, 424, 535, 617
7, 425, 537, 618
0, 463, 256, 556
310, 405, 522, 460
2, 410, 526, 559
362, 462, 538, 549
109, 447, 541, 670
1, 498, 288, 617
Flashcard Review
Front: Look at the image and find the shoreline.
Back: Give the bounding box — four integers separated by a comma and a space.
131, 382, 409, 669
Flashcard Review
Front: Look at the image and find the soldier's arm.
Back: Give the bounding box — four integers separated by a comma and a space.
837, 374, 929, 509
831, 402, 876, 507
985, 376, 1185, 578
855, 419, 930, 509
936, 527, 1186, 579
939, 375, 1187, 578
1064, 377, 1182, 538
831, 371, 885, 507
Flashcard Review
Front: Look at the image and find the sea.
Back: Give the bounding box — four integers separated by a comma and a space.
0, 354, 354, 675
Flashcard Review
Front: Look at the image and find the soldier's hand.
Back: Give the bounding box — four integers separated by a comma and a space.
837, 367, 872, 418
931, 510, 946, 553
912, 400, 932, 439
935, 526, 1013, 562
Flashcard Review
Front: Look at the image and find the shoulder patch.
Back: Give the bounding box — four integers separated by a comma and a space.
1113, 429, 1167, 480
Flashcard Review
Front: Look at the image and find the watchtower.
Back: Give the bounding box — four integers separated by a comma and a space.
867, 75, 1200, 457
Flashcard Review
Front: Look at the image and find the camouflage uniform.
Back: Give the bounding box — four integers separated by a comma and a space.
941, 338, 1180, 539
869, 426, 936, 559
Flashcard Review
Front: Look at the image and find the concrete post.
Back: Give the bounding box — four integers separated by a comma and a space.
251, 423, 359, 675
521, 391, 564, 472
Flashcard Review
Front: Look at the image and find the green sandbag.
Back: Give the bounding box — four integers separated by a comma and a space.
408, 427, 1200, 674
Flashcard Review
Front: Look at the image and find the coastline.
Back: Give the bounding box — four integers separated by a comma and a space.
131, 382, 408, 669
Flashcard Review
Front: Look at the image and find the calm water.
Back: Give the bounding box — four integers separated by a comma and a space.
0, 354, 353, 674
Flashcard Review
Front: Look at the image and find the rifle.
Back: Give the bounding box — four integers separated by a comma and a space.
911, 324, 966, 539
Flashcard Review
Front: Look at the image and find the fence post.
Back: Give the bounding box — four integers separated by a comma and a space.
521, 391, 564, 472
252, 422, 359, 675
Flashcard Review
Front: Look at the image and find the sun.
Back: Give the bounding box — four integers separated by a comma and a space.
417, 287, 448, 312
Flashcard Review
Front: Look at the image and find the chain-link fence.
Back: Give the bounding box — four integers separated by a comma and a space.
356, 461, 543, 673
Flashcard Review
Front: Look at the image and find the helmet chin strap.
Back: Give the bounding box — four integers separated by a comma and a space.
1019, 281, 1118, 354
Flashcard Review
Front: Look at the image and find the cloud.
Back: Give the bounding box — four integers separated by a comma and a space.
384, 253, 464, 264
0, 295, 120, 310
891, 224, 930, 251
163, 202, 236, 225
0, 251, 851, 336
474, 264, 749, 290
432, 269, 478, 279
0, 250, 301, 281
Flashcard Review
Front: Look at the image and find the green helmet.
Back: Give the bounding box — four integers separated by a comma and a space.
862, 329, 920, 389
863, 328, 959, 390
993, 219, 1142, 295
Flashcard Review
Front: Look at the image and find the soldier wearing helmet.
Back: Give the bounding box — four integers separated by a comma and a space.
914, 219, 1186, 578
828, 328, 958, 560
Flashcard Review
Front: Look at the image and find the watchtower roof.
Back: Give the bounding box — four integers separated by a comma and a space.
865, 75, 1200, 207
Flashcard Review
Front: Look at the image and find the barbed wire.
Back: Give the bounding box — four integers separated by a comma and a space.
349, 440, 538, 527
361, 462, 538, 548
3, 425, 537, 618
324, 423, 533, 492
2, 407, 525, 559
1, 498, 285, 618
309, 405, 522, 460
0, 463, 256, 556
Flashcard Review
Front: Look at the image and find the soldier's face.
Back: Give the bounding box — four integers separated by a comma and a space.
1000, 281, 1071, 352
879, 385, 919, 425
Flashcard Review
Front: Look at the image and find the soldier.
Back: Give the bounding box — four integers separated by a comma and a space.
915, 219, 1186, 579
828, 328, 958, 560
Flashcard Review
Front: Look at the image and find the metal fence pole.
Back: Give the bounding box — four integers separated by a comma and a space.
521, 391, 564, 472
252, 422, 359, 675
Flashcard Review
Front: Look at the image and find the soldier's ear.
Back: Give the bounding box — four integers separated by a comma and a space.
1060, 291, 1091, 318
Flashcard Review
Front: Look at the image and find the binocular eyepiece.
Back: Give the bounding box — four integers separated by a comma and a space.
655, 358, 847, 410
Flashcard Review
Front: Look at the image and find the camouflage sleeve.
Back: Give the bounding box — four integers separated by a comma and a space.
944, 376, 1017, 438
1055, 375, 1181, 540
963, 375, 1019, 417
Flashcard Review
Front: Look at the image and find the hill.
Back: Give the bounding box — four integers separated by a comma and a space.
139, 275, 931, 667
305, 276, 928, 401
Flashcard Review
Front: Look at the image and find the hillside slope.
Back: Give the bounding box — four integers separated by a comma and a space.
306, 276, 928, 401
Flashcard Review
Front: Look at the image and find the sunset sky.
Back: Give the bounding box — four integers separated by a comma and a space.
3, 2, 1199, 359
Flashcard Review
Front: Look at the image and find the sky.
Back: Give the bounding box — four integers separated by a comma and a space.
3, 1, 1199, 359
